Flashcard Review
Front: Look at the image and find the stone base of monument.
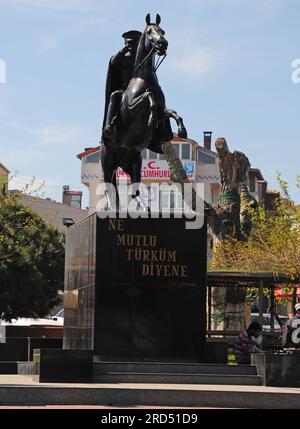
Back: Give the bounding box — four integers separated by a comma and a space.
251, 351, 300, 387
92, 360, 262, 385
63, 213, 207, 363
34, 349, 93, 383
0, 361, 35, 375
3, 377, 300, 408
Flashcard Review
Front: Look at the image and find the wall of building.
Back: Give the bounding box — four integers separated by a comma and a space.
79, 138, 222, 215
0, 163, 9, 194
78, 137, 266, 216
20, 195, 88, 232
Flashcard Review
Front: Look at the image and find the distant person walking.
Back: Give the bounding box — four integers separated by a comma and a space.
234, 322, 263, 364
282, 303, 300, 348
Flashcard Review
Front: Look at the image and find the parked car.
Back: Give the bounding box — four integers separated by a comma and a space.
52, 309, 64, 324
0, 316, 63, 327
0, 316, 63, 343
250, 313, 289, 333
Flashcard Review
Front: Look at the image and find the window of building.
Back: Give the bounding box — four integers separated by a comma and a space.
141, 149, 147, 159
172, 143, 180, 158
160, 189, 185, 211
148, 150, 158, 159
198, 152, 216, 164
175, 191, 185, 210
249, 175, 256, 192
160, 193, 169, 209
170, 192, 175, 209
192, 149, 196, 161
159, 153, 165, 160
182, 144, 191, 160
85, 151, 100, 163
71, 195, 82, 209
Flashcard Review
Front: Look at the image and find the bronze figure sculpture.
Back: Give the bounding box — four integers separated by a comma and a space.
102, 30, 142, 135
215, 137, 257, 240
101, 13, 187, 210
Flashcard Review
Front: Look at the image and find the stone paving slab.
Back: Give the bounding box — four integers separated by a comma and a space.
0, 375, 299, 394
0, 375, 299, 408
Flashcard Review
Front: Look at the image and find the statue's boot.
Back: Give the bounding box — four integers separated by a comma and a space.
103, 121, 115, 138
103, 90, 123, 138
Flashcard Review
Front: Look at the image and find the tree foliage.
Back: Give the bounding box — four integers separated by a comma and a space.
0, 192, 65, 321
209, 176, 300, 280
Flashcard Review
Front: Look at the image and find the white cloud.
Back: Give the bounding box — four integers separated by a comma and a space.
253, 0, 282, 15
37, 33, 60, 53
163, 20, 227, 80
38, 127, 79, 145
9, 174, 60, 196
1, 149, 46, 166
2, 121, 36, 134
3, 121, 82, 145
5, 0, 98, 12
171, 48, 218, 78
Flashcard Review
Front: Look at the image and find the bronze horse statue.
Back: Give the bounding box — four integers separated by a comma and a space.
101, 13, 187, 210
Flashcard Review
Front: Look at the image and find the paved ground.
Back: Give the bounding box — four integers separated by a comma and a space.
0, 375, 299, 408
0, 374, 299, 394
0, 405, 224, 409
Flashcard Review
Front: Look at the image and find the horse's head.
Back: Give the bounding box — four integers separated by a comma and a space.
144, 13, 168, 56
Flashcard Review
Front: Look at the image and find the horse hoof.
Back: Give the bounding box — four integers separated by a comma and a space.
103, 126, 114, 138
178, 128, 187, 139
178, 127, 187, 139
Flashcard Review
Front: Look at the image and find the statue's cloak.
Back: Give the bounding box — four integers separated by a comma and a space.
102, 56, 123, 131
102, 53, 173, 154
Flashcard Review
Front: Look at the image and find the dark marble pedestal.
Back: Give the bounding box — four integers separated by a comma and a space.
63, 213, 207, 362
252, 352, 300, 387
34, 349, 93, 383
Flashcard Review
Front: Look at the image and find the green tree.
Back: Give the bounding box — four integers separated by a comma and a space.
209, 176, 300, 330
0, 192, 65, 321
209, 178, 300, 278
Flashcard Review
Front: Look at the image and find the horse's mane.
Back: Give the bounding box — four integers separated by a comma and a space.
133, 29, 147, 72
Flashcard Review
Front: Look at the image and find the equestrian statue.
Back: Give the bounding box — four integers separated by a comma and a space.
101, 13, 187, 210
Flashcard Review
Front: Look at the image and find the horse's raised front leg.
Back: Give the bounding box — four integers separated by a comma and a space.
127, 90, 158, 130
147, 91, 158, 129
164, 108, 187, 139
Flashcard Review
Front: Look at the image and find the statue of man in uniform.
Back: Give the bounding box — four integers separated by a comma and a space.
102, 30, 142, 137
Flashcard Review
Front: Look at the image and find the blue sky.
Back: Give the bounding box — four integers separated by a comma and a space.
0, 0, 299, 207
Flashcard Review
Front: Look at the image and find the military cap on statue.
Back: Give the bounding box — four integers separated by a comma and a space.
122, 30, 142, 41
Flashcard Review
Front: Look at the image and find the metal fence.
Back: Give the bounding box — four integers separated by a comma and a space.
207, 271, 300, 338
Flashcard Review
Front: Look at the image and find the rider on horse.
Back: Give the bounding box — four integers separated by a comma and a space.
102, 30, 141, 137
102, 21, 174, 154
100, 15, 187, 211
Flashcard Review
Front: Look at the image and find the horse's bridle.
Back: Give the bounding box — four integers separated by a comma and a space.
154, 53, 167, 71
133, 36, 167, 74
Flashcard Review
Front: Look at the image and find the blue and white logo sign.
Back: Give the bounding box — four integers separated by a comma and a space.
184, 162, 195, 175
